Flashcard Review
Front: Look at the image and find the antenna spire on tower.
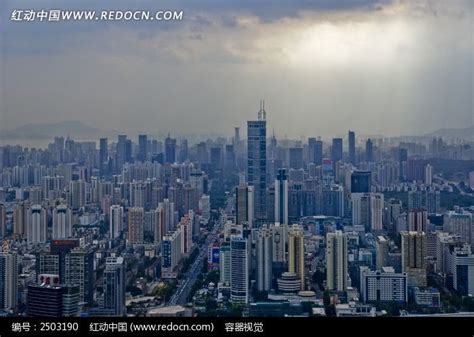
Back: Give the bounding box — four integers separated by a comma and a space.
258, 99, 267, 121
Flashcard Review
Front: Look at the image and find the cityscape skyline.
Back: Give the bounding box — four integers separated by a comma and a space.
0, 107, 474, 318
1, 116, 474, 150
1, 0, 474, 325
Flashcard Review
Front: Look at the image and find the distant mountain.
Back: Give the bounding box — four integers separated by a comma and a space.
0, 121, 110, 139
423, 125, 474, 140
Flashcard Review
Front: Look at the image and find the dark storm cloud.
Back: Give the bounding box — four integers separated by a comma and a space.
1, 0, 393, 53
0, 0, 472, 138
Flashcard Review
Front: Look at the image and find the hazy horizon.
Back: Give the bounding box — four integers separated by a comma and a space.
1, 0, 473, 139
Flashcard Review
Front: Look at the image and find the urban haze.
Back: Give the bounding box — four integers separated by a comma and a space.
0, 0, 474, 319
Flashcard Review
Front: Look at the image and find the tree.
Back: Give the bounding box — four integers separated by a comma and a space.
375, 301, 403, 316
126, 286, 142, 297
312, 269, 326, 285
253, 291, 268, 302
151, 282, 176, 301
323, 290, 331, 308
205, 270, 220, 284
322, 290, 337, 316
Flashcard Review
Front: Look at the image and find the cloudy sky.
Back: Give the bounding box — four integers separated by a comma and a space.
0, 0, 473, 139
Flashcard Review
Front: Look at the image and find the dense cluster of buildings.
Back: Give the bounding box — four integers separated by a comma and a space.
0, 104, 474, 317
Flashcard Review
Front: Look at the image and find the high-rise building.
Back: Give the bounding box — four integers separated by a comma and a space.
64, 246, 95, 306
289, 147, 303, 170
219, 242, 231, 285
365, 138, 374, 162
0, 203, 5, 238
69, 180, 86, 210
109, 205, 124, 240
234, 127, 241, 147
42, 176, 64, 200
0, 252, 18, 311
196, 142, 208, 164
103, 257, 125, 316
157, 199, 176, 236
425, 190, 440, 214
406, 157, 427, 182
272, 223, 286, 263
398, 148, 408, 181
326, 230, 348, 291
26, 205, 47, 244
408, 209, 428, 233
408, 191, 423, 210
443, 211, 472, 245
179, 139, 189, 163
351, 193, 383, 232
165, 134, 177, 164
127, 207, 144, 245
13, 202, 28, 237
269, 130, 278, 162
224, 144, 236, 172
401, 231, 427, 287
210, 147, 223, 173
425, 164, 433, 185
235, 184, 254, 228
274, 169, 288, 225
351, 171, 371, 193
436, 233, 458, 275
49, 239, 80, 284
99, 138, 108, 175
331, 138, 343, 166
130, 182, 146, 208
36, 254, 60, 280
161, 229, 182, 279
352, 193, 371, 229
370, 193, 384, 232
386, 199, 402, 227
230, 236, 249, 304
322, 184, 345, 217
247, 102, 267, 222
307, 138, 316, 164
116, 135, 128, 171
450, 244, 474, 295
375, 236, 389, 270
360, 266, 407, 303
179, 215, 192, 256
137, 134, 148, 162
27, 283, 80, 317
348, 130, 356, 165
288, 224, 305, 290
52, 204, 72, 239
308, 138, 323, 166
256, 225, 273, 292
28, 187, 42, 205
150, 208, 160, 245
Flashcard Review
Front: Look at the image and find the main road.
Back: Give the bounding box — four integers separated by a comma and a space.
435, 174, 474, 197
167, 216, 221, 306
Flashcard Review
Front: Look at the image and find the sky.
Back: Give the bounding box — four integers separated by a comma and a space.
0, 0, 473, 140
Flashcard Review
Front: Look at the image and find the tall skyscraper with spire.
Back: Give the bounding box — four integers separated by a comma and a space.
247, 100, 267, 223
